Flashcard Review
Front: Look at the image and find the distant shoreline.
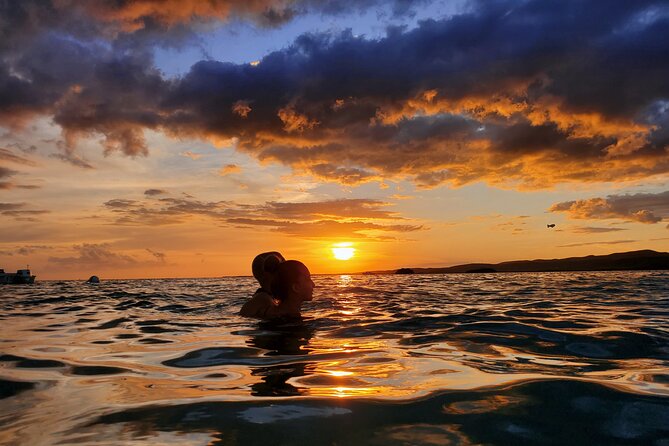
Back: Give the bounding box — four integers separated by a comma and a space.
12, 250, 669, 281
362, 249, 669, 275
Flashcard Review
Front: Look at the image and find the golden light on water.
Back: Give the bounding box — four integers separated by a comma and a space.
327, 370, 354, 377
332, 242, 355, 260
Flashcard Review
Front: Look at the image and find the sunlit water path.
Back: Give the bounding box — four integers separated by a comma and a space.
1, 272, 668, 445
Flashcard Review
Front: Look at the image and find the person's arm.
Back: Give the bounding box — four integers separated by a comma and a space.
240, 291, 278, 318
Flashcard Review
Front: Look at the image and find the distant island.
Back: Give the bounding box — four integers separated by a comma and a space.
395, 268, 415, 274
366, 250, 669, 275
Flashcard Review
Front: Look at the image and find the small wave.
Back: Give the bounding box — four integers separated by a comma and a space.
162, 347, 286, 368
238, 405, 352, 424
0, 379, 34, 399
450, 322, 568, 342
91, 317, 132, 330
70, 366, 128, 376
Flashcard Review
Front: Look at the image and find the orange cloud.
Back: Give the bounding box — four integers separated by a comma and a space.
278, 107, 319, 133
550, 191, 669, 224
100, 194, 421, 240
181, 151, 202, 160
232, 100, 252, 118
77, 1, 299, 33
219, 164, 241, 176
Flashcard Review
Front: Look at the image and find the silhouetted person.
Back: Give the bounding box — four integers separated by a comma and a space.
240, 251, 285, 319
271, 260, 315, 318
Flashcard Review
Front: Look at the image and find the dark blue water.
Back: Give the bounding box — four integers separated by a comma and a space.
1, 272, 668, 445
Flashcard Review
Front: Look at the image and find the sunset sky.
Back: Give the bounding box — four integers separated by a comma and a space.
1, 0, 669, 279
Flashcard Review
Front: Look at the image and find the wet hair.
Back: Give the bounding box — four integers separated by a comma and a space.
251, 251, 285, 282
271, 260, 309, 302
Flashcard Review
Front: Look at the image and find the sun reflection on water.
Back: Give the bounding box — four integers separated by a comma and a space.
337, 274, 353, 286
326, 370, 354, 377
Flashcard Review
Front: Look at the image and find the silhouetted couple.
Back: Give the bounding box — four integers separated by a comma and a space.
239, 252, 315, 320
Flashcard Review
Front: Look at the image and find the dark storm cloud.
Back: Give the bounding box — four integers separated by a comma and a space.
0, 0, 429, 49
300, 0, 428, 17
2, 31, 165, 159
1, 1, 669, 187
550, 191, 669, 224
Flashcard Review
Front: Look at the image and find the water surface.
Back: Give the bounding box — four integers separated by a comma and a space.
1, 272, 668, 445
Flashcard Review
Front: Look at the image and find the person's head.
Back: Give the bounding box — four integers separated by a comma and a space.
252, 251, 285, 289
271, 260, 315, 304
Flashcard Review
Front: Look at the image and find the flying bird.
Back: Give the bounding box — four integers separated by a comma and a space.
547, 224, 556, 228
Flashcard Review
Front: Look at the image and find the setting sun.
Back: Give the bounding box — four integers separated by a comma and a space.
332, 243, 355, 260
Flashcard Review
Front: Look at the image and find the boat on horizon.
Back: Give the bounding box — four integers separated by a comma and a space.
0, 269, 36, 284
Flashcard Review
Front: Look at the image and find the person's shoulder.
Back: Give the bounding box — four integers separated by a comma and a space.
240, 289, 279, 318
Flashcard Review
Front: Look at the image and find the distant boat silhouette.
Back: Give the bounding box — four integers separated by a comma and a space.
0, 268, 36, 284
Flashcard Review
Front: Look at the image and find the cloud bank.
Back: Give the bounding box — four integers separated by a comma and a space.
1, 1, 668, 189
550, 191, 669, 224
102, 195, 422, 240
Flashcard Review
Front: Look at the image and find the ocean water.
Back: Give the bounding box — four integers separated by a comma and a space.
1, 272, 668, 445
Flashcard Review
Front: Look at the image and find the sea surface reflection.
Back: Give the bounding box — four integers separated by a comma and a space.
1, 272, 668, 445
